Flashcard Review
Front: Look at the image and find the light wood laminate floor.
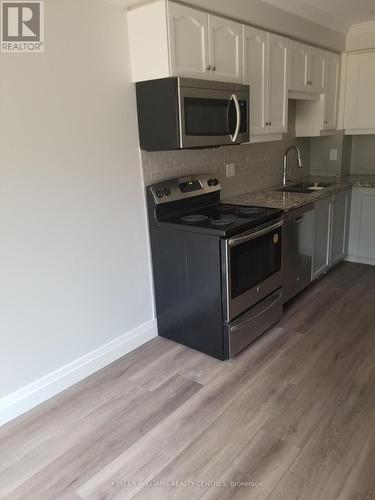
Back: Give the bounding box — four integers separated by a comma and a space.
1, 262, 375, 500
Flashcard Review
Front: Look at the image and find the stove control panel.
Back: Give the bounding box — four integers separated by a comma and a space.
207, 178, 219, 187
149, 175, 221, 205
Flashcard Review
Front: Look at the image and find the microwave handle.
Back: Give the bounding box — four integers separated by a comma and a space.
229, 94, 241, 142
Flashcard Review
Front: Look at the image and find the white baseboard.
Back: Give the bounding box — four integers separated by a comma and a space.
0, 319, 157, 427
345, 255, 375, 266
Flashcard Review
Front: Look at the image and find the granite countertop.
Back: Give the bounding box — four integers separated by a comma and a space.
223, 176, 354, 213
344, 174, 375, 188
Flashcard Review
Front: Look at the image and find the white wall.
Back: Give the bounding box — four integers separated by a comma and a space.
0, 0, 155, 424
120, 0, 345, 52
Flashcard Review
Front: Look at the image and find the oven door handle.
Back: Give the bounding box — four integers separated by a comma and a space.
228, 220, 283, 247
229, 94, 241, 143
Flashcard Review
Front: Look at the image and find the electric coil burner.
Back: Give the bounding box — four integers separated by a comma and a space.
181, 215, 209, 223
210, 218, 235, 227
147, 174, 284, 360
238, 207, 268, 216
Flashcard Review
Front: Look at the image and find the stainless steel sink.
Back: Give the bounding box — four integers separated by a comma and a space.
277, 181, 334, 194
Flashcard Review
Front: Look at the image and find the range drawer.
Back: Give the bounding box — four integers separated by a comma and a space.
226, 289, 283, 358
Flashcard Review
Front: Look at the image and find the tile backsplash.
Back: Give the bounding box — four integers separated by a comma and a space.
309, 130, 345, 177
141, 101, 310, 198
349, 135, 375, 174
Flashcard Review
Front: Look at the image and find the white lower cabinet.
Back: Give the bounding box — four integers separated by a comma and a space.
312, 197, 332, 279
330, 190, 351, 266
348, 188, 375, 264
312, 189, 351, 280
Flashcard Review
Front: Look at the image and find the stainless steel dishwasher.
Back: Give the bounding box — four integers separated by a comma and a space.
282, 203, 314, 303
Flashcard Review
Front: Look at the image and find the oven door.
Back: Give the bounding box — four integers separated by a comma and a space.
223, 220, 283, 321
178, 86, 249, 148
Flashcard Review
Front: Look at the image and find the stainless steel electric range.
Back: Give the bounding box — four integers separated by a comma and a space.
147, 174, 284, 360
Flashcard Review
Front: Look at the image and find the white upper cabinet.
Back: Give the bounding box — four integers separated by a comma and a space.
208, 16, 242, 83
295, 49, 339, 137
127, 0, 337, 139
168, 3, 209, 79
324, 52, 340, 130
243, 26, 267, 135
344, 51, 375, 133
127, 0, 172, 82
267, 34, 289, 134
289, 41, 326, 93
243, 27, 288, 137
289, 42, 309, 92
308, 47, 326, 93
127, 1, 242, 83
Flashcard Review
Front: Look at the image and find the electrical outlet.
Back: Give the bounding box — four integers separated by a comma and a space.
330, 149, 338, 161
226, 163, 235, 177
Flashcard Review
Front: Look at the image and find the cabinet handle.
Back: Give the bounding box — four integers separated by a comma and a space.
206, 65, 211, 71
269, 121, 272, 126
212, 66, 216, 71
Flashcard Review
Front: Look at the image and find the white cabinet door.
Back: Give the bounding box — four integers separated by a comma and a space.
208, 15, 242, 83
312, 196, 332, 279
168, 3, 210, 79
324, 52, 340, 130
356, 191, 375, 259
267, 34, 289, 134
308, 47, 326, 93
330, 190, 350, 266
243, 26, 267, 135
289, 41, 309, 92
349, 188, 375, 262
344, 51, 375, 131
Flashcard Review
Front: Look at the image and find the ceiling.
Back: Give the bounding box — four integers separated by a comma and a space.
261, 0, 375, 33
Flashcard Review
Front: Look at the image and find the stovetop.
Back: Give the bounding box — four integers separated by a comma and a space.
159, 203, 283, 237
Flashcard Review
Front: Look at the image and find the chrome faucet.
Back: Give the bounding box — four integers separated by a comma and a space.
283, 145, 303, 188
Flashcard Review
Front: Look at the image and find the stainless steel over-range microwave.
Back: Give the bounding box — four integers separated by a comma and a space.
135, 77, 250, 151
